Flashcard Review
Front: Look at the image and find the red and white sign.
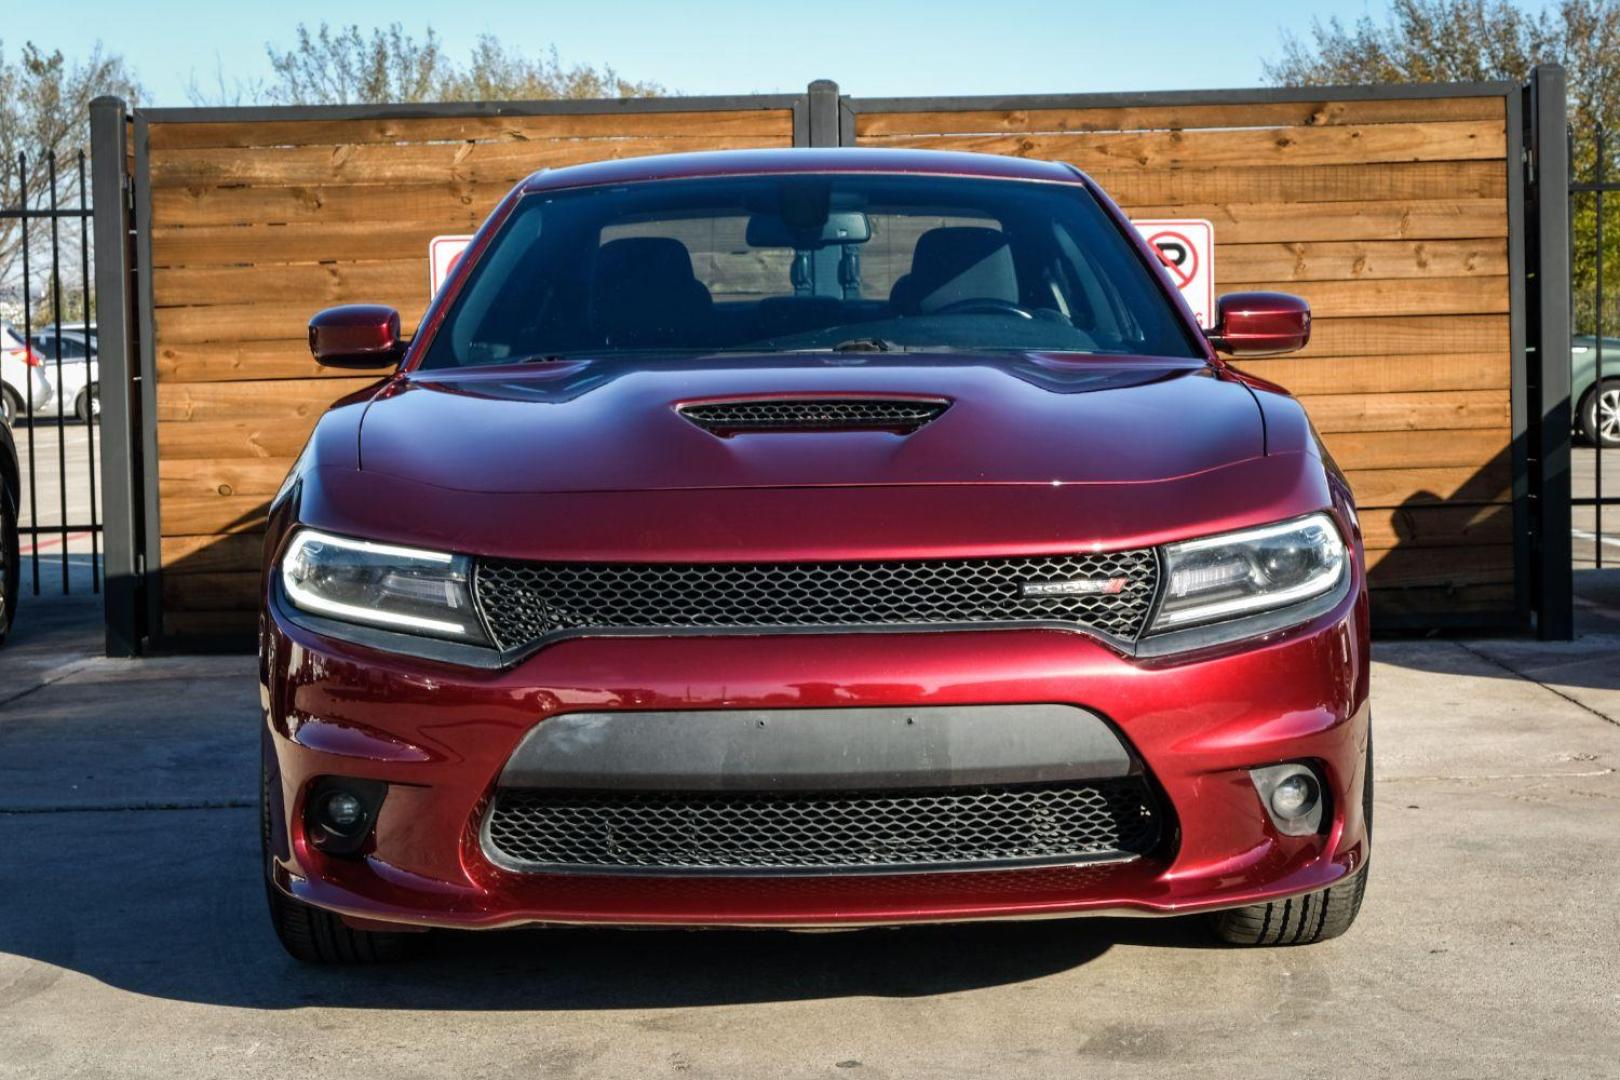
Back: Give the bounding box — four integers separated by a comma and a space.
429, 234, 475, 295
1132, 219, 1215, 328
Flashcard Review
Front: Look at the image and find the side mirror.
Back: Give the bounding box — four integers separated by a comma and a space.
1207, 292, 1311, 358
309, 305, 404, 369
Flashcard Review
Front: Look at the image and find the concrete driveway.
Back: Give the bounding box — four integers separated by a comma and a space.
2, 587, 1618, 1079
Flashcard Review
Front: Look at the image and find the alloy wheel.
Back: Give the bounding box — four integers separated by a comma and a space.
1600, 386, 1620, 446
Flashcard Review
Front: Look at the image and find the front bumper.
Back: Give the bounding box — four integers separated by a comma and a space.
262, 589, 1370, 930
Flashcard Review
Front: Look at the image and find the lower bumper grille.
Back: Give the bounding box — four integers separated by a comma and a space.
482, 779, 1162, 876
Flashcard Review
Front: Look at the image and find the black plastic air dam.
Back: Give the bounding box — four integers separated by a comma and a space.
495, 704, 1136, 792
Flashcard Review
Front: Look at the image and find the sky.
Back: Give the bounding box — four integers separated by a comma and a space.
5, 0, 1420, 106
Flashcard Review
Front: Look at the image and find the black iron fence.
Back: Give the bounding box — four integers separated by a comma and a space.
1, 150, 102, 596
1569, 126, 1620, 571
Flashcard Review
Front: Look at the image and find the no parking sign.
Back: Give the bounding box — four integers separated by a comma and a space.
1132, 219, 1215, 328
429, 234, 475, 294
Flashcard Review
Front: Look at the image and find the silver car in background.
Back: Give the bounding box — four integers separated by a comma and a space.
1, 323, 52, 424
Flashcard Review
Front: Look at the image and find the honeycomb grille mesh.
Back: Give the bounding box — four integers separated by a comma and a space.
680, 398, 947, 433
474, 549, 1159, 652
483, 779, 1162, 874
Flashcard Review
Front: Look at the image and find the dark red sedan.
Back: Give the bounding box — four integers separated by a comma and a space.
260, 148, 1371, 963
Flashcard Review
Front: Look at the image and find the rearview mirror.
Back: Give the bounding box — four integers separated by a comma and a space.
1206, 292, 1311, 358
309, 305, 404, 369
745, 210, 872, 249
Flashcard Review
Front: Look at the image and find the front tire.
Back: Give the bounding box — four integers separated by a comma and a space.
1, 387, 21, 427
1210, 731, 1373, 946
260, 752, 420, 964
1580, 379, 1620, 448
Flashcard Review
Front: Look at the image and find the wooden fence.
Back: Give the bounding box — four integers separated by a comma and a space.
98, 78, 1552, 646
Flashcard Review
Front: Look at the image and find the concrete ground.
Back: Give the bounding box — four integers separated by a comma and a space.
2, 582, 1620, 1079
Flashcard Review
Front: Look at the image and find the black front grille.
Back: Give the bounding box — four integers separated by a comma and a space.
680, 397, 948, 434
474, 549, 1159, 652
483, 779, 1162, 874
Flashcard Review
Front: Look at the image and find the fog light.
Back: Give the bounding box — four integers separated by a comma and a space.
1270, 773, 1319, 820
1249, 763, 1326, 836
304, 777, 388, 855
319, 791, 367, 834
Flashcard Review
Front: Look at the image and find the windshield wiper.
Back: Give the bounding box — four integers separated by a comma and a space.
830, 337, 898, 353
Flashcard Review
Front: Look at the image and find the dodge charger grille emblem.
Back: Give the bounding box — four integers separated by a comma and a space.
1021, 577, 1128, 598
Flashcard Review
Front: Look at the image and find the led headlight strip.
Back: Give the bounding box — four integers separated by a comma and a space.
280, 528, 488, 642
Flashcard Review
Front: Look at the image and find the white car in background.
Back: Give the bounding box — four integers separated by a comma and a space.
30, 325, 98, 422
1, 323, 52, 424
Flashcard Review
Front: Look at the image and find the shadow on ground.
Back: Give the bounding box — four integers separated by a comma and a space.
0, 802, 1216, 1011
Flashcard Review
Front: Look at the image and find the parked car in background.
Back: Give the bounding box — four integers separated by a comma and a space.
30, 326, 99, 421
1573, 335, 1620, 447
0, 410, 17, 644
1, 323, 51, 424
261, 149, 1371, 964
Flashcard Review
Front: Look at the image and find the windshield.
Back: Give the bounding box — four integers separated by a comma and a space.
419, 173, 1201, 368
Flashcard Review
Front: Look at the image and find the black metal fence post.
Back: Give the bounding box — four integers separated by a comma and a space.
1528, 65, 1574, 639
90, 95, 143, 657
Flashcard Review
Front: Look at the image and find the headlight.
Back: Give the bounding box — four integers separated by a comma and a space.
1147, 513, 1347, 635
280, 529, 489, 643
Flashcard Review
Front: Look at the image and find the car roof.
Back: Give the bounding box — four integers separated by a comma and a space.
518, 147, 1085, 194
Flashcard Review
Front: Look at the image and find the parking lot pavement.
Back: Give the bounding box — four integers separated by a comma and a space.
2, 599, 1619, 1078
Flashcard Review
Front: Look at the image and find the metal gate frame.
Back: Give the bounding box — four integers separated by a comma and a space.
88, 71, 1576, 656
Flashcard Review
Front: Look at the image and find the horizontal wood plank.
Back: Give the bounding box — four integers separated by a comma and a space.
1364, 543, 1514, 587
1296, 315, 1508, 358
154, 259, 429, 308
1093, 161, 1506, 207
152, 220, 474, 267
1360, 503, 1513, 549
1236, 353, 1508, 395
159, 458, 291, 500
155, 299, 423, 346
157, 419, 315, 461
150, 109, 795, 150
156, 340, 355, 383
152, 181, 503, 229
1117, 199, 1508, 244
1217, 239, 1508, 284
161, 495, 274, 537
859, 121, 1507, 169
161, 532, 266, 575
156, 377, 378, 422
1320, 427, 1510, 471
853, 97, 1506, 137
1243, 275, 1508, 317
1297, 390, 1510, 433
149, 135, 787, 188
1343, 463, 1512, 507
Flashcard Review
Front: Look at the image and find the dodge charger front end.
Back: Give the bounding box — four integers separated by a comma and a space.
260, 148, 1371, 963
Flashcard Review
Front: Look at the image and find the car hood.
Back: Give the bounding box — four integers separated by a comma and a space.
357, 352, 1264, 493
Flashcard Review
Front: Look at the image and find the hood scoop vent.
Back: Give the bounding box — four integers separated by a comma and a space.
679, 396, 950, 436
